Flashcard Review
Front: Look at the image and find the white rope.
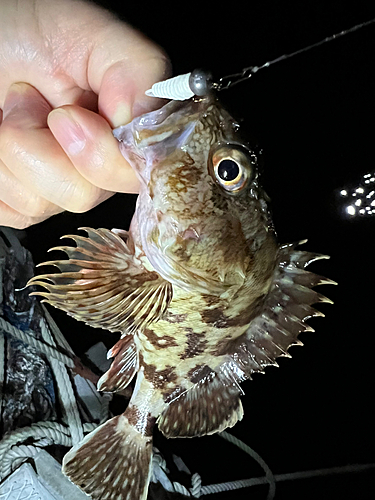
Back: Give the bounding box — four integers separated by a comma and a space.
0, 237, 109, 483
41, 305, 74, 354
0, 331, 4, 424
218, 431, 276, 499
1, 445, 48, 476
190, 473, 202, 498
173, 481, 191, 497
41, 304, 112, 424
39, 318, 84, 445
171, 431, 275, 498
0, 316, 75, 369
1, 307, 112, 445
171, 431, 375, 498
0, 421, 97, 479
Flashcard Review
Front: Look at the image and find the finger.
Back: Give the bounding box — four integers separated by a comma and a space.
0, 82, 111, 213
97, 59, 169, 127
0, 199, 49, 230
0, 158, 62, 217
87, 21, 171, 127
48, 105, 140, 193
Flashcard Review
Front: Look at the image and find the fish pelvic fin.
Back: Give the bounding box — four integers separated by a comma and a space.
97, 335, 137, 393
62, 413, 153, 500
27, 227, 172, 333
158, 366, 243, 438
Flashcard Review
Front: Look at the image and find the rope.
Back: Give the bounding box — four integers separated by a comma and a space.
0, 236, 110, 483
273, 462, 375, 482
171, 432, 275, 498
0, 332, 4, 424
0, 316, 75, 369
0, 421, 97, 479
41, 305, 74, 354
2, 445, 42, 476
1, 307, 111, 445
171, 431, 375, 499
41, 305, 112, 424
218, 431, 276, 499
39, 318, 84, 445
2, 301, 375, 496
173, 481, 191, 497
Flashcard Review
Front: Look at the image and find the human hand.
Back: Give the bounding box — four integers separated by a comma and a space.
0, 0, 169, 229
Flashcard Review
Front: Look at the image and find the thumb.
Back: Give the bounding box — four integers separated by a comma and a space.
87, 21, 171, 127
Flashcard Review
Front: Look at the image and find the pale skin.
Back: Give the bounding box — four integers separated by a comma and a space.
0, 0, 169, 229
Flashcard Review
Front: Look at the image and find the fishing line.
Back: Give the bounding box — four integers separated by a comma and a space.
146, 17, 375, 100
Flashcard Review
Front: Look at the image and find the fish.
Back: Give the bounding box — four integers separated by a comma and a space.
28, 96, 335, 500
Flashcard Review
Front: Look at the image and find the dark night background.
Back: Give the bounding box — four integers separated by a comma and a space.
23, 1, 375, 499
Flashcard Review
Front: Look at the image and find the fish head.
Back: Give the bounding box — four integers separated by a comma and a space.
114, 97, 277, 295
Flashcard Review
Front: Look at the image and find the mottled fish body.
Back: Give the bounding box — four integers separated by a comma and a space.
29, 96, 334, 500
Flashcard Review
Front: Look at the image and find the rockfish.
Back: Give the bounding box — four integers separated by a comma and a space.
28, 97, 333, 500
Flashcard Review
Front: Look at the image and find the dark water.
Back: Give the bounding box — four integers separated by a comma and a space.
25, 2, 375, 499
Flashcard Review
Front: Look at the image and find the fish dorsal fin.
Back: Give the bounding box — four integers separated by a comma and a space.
158, 365, 244, 438
28, 228, 172, 333
222, 241, 335, 378
159, 242, 333, 439
97, 335, 137, 392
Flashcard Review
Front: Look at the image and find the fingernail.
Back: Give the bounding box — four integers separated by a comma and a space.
110, 102, 132, 128
48, 109, 86, 155
3, 83, 29, 119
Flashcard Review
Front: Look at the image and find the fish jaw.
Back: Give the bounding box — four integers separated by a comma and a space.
113, 98, 212, 184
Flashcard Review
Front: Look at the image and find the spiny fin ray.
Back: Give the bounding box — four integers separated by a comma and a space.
28, 228, 172, 333
225, 241, 334, 379
158, 365, 243, 438
97, 336, 137, 392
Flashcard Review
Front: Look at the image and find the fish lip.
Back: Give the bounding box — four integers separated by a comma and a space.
113, 97, 214, 184
113, 96, 213, 139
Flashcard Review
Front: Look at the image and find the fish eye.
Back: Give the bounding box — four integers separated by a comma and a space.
209, 145, 254, 193
217, 159, 240, 181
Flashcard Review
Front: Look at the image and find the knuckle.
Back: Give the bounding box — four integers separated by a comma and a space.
16, 217, 47, 229
0, 213, 31, 230
0, 122, 23, 154
60, 182, 104, 213
21, 200, 50, 218
12, 219, 32, 230
64, 192, 99, 214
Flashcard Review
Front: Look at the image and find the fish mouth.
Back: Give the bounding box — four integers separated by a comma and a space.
113, 97, 212, 144
113, 97, 214, 180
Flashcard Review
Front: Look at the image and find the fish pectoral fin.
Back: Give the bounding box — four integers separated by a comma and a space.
97, 335, 137, 393
158, 366, 243, 438
63, 413, 153, 500
27, 227, 172, 333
